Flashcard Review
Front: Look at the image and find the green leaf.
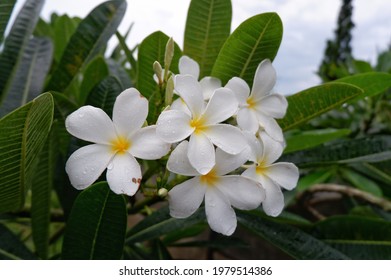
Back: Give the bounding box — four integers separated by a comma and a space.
46, 0, 127, 93
107, 58, 133, 89
211, 12, 282, 85
86, 76, 122, 117
352, 162, 391, 186
340, 168, 383, 197
115, 30, 137, 79
53, 14, 80, 63
61, 182, 127, 260
281, 135, 391, 168
0, 37, 53, 117
126, 206, 206, 244
0, 224, 37, 260
31, 125, 59, 259
137, 31, 182, 123
0, 92, 54, 213
0, 0, 16, 44
237, 210, 349, 259
336, 72, 391, 101
314, 216, 391, 259
0, 0, 44, 102
284, 128, 351, 154
79, 56, 109, 105
184, 0, 232, 77
278, 83, 363, 131
296, 169, 334, 192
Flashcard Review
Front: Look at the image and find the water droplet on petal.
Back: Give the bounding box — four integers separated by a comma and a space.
107, 162, 114, 170
78, 113, 84, 118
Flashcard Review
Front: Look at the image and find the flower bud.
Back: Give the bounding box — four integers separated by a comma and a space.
158, 188, 168, 198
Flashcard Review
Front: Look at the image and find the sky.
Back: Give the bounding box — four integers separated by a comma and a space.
10, 0, 391, 94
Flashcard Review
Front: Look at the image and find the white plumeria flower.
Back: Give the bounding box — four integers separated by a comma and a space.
167, 141, 265, 236
65, 88, 171, 196
242, 131, 299, 216
171, 56, 221, 114
225, 59, 287, 142
156, 74, 247, 175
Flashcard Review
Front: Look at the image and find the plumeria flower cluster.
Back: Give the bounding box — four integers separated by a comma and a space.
64, 51, 299, 236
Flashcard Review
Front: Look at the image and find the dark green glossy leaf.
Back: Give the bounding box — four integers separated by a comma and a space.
184, 0, 232, 77
62, 182, 127, 260
0, 0, 44, 102
0, 224, 36, 260
284, 128, 351, 154
107, 58, 133, 89
279, 83, 363, 131
0, 0, 16, 44
211, 12, 282, 85
79, 56, 109, 104
137, 31, 182, 123
237, 210, 349, 259
31, 125, 59, 259
0, 37, 53, 117
281, 135, 391, 168
296, 169, 334, 192
126, 206, 206, 244
340, 168, 383, 197
46, 0, 127, 93
86, 76, 122, 117
53, 14, 80, 62
314, 216, 391, 259
0, 93, 54, 213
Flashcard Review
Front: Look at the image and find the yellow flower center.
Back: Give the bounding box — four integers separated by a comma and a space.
190, 117, 207, 134
246, 96, 256, 109
255, 161, 267, 175
200, 169, 219, 186
110, 136, 131, 154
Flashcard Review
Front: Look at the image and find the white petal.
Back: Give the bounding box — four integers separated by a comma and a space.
237, 107, 259, 134
179, 55, 200, 79
214, 148, 249, 175
202, 88, 238, 125
112, 88, 148, 137
261, 175, 285, 217
65, 144, 113, 190
251, 59, 276, 99
174, 75, 204, 117
168, 177, 206, 218
265, 162, 299, 190
65, 106, 116, 144
130, 126, 171, 159
255, 94, 288, 119
205, 187, 237, 236
205, 124, 247, 154
217, 175, 265, 210
188, 133, 215, 175
106, 153, 141, 196
156, 110, 194, 143
243, 131, 264, 163
255, 112, 284, 143
200, 77, 221, 100
170, 98, 191, 116
258, 131, 284, 164
225, 77, 250, 105
167, 141, 200, 176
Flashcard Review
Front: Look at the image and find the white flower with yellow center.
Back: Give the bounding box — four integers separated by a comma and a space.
171, 56, 221, 113
156, 74, 247, 175
242, 131, 299, 216
65, 88, 171, 196
225, 59, 287, 142
167, 141, 265, 236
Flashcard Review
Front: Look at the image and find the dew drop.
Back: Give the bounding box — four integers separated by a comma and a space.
82, 170, 87, 175
107, 162, 114, 170
78, 113, 84, 118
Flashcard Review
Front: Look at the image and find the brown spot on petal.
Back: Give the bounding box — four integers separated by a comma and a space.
132, 178, 137, 184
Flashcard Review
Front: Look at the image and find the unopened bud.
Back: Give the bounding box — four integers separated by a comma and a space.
158, 188, 168, 198
153, 61, 163, 85
164, 37, 175, 74
165, 76, 175, 106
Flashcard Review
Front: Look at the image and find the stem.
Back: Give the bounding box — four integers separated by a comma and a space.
303, 183, 391, 211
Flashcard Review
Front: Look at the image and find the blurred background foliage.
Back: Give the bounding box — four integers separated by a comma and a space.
0, 0, 390, 260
